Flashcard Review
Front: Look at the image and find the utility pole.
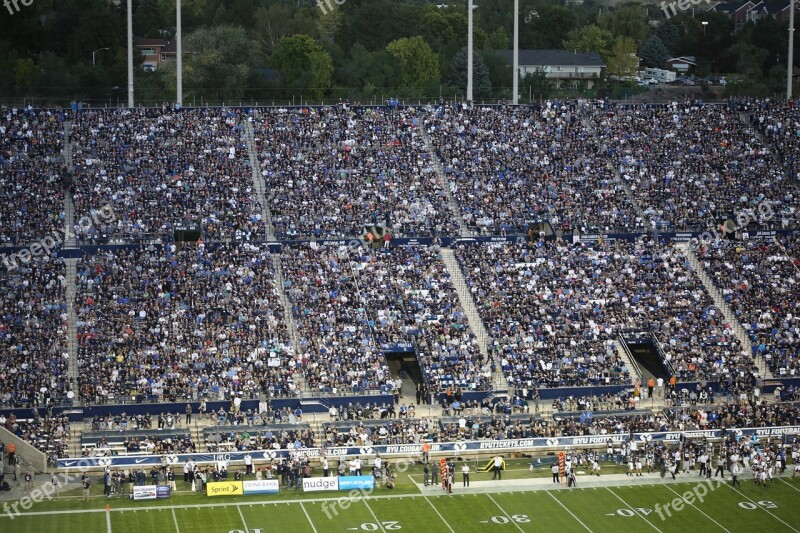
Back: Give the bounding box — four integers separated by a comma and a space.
467, 0, 474, 102
127, 0, 134, 107
177, 0, 183, 107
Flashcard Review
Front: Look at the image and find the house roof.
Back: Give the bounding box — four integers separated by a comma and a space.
761, 0, 790, 13
500, 49, 605, 67
133, 37, 177, 54
667, 57, 697, 65
709, 0, 754, 12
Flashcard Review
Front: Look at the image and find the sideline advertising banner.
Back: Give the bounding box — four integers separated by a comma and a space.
339, 476, 375, 491
156, 485, 171, 499
243, 480, 280, 495
303, 477, 339, 492
132, 485, 157, 501
206, 481, 244, 497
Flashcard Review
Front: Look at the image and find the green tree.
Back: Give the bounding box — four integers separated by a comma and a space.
523, 5, 576, 49
598, 5, 649, 45
488, 27, 510, 50
730, 41, 768, 79
639, 36, 669, 68
182, 25, 260, 101
386, 36, 440, 93
271, 34, 334, 100
13, 58, 37, 91
447, 47, 492, 98
655, 21, 680, 56
563, 24, 614, 60
521, 69, 553, 102
606, 37, 638, 78
254, 5, 317, 58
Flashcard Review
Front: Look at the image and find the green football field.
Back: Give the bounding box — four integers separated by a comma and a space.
2, 463, 800, 533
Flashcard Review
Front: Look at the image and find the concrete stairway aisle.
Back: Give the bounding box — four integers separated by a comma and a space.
65, 260, 79, 388
61, 118, 80, 389
579, 108, 650, 231
271, 254, 306, 395
439, 247, 501, 388
242, 116, 305, 393
243, 118, 276, 242
680, 243, 771, 378
612, 339, 641, 387
417, 120, 471, 237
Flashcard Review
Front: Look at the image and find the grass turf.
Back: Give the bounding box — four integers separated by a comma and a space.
2, 463, 800, 533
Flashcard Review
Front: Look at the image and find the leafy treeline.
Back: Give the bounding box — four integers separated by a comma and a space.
0, 0, 796, 104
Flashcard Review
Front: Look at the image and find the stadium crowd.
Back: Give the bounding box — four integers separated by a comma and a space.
281, 243, 491, 394
254, 105, 458, 238
425, 101, 641, 235
456, 238, 755, 389
597, 101, 797, 231
70, 108, 264, 242
74, 242, 297, 404
2, 101, 800, 465
0, 255, 69, 408
0, 107, 67, 244
698, 235, 800, 376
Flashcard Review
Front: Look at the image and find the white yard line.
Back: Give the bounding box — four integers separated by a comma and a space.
605, 487, 662, 533
362, 500, 387, 533
408, 473, 455, 533
300, 502, 318, 533
778, 477, 800, 494
106, 508, 113, 533
171, 508, 181, 533
663, 484, 731, 532
545, 491, 593, 532
423, 496, 455, 533
487, 494, 525, 533
723, 483, 800, 533
236, 505, 250, 533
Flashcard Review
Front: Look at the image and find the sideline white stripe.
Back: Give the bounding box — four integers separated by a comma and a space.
487, 494, 525, 533
363, 500, 387, 533
236, 505, 249, 533
778, 477, 800, 494
423, 496, 455, 533
723, 483, 800, 533
663, 484, 731, 532
171, 508, 181, 533
408, 475, 455, 533
605, 487, 662, 533
300, 502, 318, 533
545, 492, 593, 533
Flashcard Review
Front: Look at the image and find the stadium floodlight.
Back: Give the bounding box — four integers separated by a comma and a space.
467, 0, 474, 102
789, 0, 795, 100
177, 0, 183, 108
513, 0, 518, 104
127, 0, 134, 107
516, 6, 539, 105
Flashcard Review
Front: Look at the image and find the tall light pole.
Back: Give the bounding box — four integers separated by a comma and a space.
790, 0, 795, 100
92, 47, 110, 66
513, 0, 519, 104
127, 0, 134, 108
467, 0, 474, 102
177, 0, 183, 107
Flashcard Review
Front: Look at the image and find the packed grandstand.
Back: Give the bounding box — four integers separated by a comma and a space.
0, 98, 799, 477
